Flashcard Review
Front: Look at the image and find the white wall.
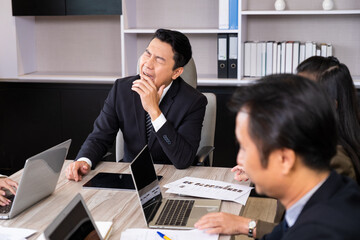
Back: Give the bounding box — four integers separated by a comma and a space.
0, 0, 18, 78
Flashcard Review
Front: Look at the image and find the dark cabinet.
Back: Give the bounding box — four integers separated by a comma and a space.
66, 0, 122, 15
12, 0, 121, 16
12, 0, 65, 16
0, 82, 238, 175
2, 82, 357, 175
0, 82, 113, 175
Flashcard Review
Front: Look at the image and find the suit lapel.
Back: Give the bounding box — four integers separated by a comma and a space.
159, 78, 179, 116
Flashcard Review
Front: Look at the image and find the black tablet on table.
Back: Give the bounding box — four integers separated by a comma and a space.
83, 172, 163, 190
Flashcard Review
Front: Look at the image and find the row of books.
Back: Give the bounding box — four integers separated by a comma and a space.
219, 0, 238, 30
217, 33, 238, 78
243, 41, 333, 78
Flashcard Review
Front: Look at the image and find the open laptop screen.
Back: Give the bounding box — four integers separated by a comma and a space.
44, 194, 101, 240
130, 145, 162, 222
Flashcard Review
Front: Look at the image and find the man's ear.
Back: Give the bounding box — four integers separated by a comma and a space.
280, 148, 297, 175
172, 67, 184, 80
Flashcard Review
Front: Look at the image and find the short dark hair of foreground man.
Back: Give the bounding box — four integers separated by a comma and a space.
229, 74, 360, 240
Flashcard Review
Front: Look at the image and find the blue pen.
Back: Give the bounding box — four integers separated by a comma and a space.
157, 231, 172, 240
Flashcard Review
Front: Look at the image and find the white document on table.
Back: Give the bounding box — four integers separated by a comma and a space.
0, 226, 36, 240
95, 221, 113, 240
120, 228, 218, 240
164, 177, 253, 205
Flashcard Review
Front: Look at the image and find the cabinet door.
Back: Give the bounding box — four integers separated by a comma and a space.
0, 83, 63, 174
66, 0, 122, 15
12, 0, 65, 16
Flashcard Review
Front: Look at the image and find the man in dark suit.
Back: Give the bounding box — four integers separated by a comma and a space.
66, 29, 207, 181
195, 74, 360, 239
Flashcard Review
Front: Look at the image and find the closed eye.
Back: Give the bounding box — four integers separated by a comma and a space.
156, 56, 166, 64
144, 49, 151, 57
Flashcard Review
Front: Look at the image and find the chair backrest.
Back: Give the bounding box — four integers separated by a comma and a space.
199, 92, 217, 166
179, 57, 197, 88
117, 58, 216, 166
116, 130, 124, 161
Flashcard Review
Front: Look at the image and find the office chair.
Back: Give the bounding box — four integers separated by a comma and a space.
116, 57, 216, 166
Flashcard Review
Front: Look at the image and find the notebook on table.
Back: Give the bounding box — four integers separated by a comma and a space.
0, 139, 71, 220
130, 145, 221, 230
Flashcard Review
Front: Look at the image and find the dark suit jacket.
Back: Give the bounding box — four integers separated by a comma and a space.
256, 144, 358, 239
76, 75, 207, 169
262, 171, 360, 240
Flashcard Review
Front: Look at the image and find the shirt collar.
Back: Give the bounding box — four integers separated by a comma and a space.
285, 176, 328, 227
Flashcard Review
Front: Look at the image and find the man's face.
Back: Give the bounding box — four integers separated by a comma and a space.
139, 38, 181, 89
235, 111, 280, 196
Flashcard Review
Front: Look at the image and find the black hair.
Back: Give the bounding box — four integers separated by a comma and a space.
297, 56, 360, 183
229, 74, 337, 171
153, 28, 192, 70
296, 56, 339, 80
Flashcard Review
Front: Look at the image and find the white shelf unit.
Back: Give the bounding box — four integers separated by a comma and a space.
121, 0, 360, 86
242, 10, 360, 15
0, 0, 122, 82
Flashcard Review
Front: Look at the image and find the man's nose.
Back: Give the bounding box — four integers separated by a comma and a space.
144, 57, 155, 69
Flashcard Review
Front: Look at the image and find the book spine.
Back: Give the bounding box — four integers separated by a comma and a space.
250, 42, 257, 77
266, 41, 274, 76
219, 0, 229, 29
272, 42, 278, 74
244, 41, 251, 77
285, 41, 293, 74
280, 42, 286, 74
292, 42, 300, 73
229, 0, 238, 30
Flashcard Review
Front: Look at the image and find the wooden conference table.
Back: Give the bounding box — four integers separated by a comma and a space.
0, 160, 250, 240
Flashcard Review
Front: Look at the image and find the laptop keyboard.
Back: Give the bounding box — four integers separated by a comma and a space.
0, 195, 14, 214
155, 199, 194, 226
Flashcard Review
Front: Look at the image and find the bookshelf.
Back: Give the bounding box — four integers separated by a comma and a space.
120, 0, 360, 86
1, 0, 360, 87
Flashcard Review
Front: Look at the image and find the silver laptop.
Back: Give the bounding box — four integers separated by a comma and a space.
42, 193, 103, 240
0, 139, 71, 220
130, 145, 221, 230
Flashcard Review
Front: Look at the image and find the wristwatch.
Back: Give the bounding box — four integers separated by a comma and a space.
248, 219, 257, 238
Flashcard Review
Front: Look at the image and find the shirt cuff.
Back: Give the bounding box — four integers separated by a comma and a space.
0, 174, 7, 178
152, 113, 166, 132
77, 157, 93, 168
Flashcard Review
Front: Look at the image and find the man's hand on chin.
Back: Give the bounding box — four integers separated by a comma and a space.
131, 76, 165, 119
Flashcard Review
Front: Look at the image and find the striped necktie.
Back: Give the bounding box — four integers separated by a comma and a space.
145, 113, 153, 142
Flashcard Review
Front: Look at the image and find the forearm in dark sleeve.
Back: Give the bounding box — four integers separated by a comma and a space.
76, 83, 120, 168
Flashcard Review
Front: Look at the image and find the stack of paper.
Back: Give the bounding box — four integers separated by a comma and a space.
164, 177, 253, 205
95, 221, 113, 240
120, 228, 218, 240
0, 226, 36, 240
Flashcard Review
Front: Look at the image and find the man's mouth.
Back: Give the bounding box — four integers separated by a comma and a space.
142, 71, 154, 81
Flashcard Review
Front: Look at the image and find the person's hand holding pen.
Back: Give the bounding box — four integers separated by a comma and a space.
157, 231, 172, 240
